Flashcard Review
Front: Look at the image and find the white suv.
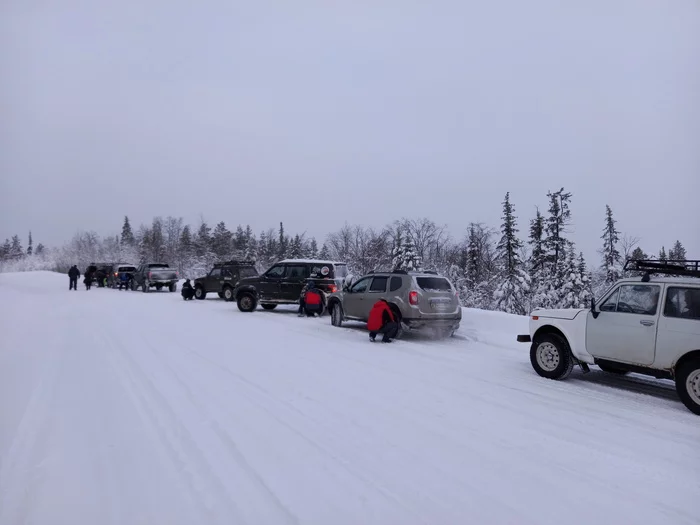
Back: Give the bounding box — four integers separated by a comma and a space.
517, 260, 700, 415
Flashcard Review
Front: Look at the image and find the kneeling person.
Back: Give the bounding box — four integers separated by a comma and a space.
299, 281, 323, 317
367, 299, 398, 343
181, 279, 195, 300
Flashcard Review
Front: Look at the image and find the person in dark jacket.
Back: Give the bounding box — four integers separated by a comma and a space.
96, 269, 106, 287
181, 279, 195, 300
367, 299, 398, 343
298, 281, 323, 317
68, 265, 80, 291
84, 270, 94, 290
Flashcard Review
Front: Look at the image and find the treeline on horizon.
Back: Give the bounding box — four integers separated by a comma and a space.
0, 188, 689, 315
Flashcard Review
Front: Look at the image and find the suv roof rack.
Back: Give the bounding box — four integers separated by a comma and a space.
214, 260, 256, 267
624, 259, 700, 279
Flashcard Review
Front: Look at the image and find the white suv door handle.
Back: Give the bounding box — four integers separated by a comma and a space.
640, 320, 655, 326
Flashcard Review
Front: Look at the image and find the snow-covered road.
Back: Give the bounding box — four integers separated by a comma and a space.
1, 272, 698, 525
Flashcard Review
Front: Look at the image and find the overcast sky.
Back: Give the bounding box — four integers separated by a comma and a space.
1, 0, 698, 262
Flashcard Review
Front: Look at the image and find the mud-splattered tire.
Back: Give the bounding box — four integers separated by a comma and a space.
237, 293, 257, 312
676, 358, 700, 416
530, 333, 574, 380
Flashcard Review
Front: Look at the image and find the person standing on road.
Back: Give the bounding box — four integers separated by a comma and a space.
118, 272, 130, 290
68, 265, 80, 291
84, 270, 94, 290
367, 299, 398, 343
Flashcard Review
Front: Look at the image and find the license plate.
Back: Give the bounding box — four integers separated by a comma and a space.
431, 299, 451, 311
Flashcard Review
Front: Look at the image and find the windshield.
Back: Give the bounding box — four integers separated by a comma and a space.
416, 277, 452, 291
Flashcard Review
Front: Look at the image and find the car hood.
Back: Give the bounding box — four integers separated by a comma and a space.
532, 308, 587, 320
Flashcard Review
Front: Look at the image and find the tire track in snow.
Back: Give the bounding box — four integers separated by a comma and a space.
99, 329, 249, 525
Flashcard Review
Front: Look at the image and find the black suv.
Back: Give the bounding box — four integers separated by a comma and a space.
193, 260, 258, 301
233, 259, 349, 312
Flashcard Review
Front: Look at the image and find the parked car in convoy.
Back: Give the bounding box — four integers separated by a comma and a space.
131, 263, 179, 293
326, 269, 461, 338
193, 260, 258, 301
106, 263, 137, 288
518, 259, 700, 415
233, 259, 348, 312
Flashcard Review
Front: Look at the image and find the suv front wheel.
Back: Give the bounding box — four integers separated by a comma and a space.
222, 287, 234, 302
194, 286, 206, 300
237, 293, 257, 312
676, 358, 700, 415
530, 333, 574, 380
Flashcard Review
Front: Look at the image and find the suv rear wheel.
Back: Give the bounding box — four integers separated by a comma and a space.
222, 287, 235, 302
530, 333, 574, 380
676, 358, 700, 415
194, 286, 206, 300
237, 293, 257, 312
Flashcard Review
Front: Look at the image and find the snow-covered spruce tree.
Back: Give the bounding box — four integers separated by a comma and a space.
211, 221, 233, 259
600, 204, 622, 285
0, 239, 10, 261
35, 243, 45, 256
401, 233, 422, 271
391, 228, 405, 270
277, 222, 288, 259
121, 216, 135, 246
542, 188, 572, 307
319, 243, 330, 260
233, 225, 246, 254
9, 235, 24, 260
559, 243, 591, 308
462, 223, 496, 310
668, 240, 687, 261
27, 231, 33, 256
493, 193, 530, 314
177, 225, 194, 276
288, 234, 304, 259
658, 246, 667, 261
308, 238, 319, 259
244, 231, 258, 262
527, 209, 549, 309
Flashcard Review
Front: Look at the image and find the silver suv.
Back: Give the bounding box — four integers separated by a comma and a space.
327, 270, 461, 338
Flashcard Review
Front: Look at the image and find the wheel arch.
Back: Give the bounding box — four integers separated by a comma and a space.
235, 285, 258, 300
533, 324, 568, 346
673, 349, 700, 378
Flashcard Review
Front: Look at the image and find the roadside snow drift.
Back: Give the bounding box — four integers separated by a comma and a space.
0, 272, 698, 525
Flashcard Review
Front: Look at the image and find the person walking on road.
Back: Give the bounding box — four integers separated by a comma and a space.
68, 265, 80, 291
367, 299, 399, 343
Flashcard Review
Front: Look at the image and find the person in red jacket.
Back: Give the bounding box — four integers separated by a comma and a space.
367, 299, 399, 343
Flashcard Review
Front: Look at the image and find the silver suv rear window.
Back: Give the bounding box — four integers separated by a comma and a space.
416, 277, 452, 291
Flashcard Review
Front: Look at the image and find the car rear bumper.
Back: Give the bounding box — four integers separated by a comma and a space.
517, 334, 531, 343
403, 318, 461, 331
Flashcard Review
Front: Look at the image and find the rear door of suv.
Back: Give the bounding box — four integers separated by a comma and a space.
414, 276, 460, 317
281, 264, 310, 301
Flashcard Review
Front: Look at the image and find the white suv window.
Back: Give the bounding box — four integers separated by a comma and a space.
616, 285, 660, 315
664, 287, 700, 320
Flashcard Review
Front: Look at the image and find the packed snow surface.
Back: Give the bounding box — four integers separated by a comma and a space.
1, 272, 698, 525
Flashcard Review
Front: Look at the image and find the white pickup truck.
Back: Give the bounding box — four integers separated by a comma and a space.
517, 260, 700, 415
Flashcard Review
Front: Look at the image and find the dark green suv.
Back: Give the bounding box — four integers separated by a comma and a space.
233, 259, 348, 312
193, 260, 258, 301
